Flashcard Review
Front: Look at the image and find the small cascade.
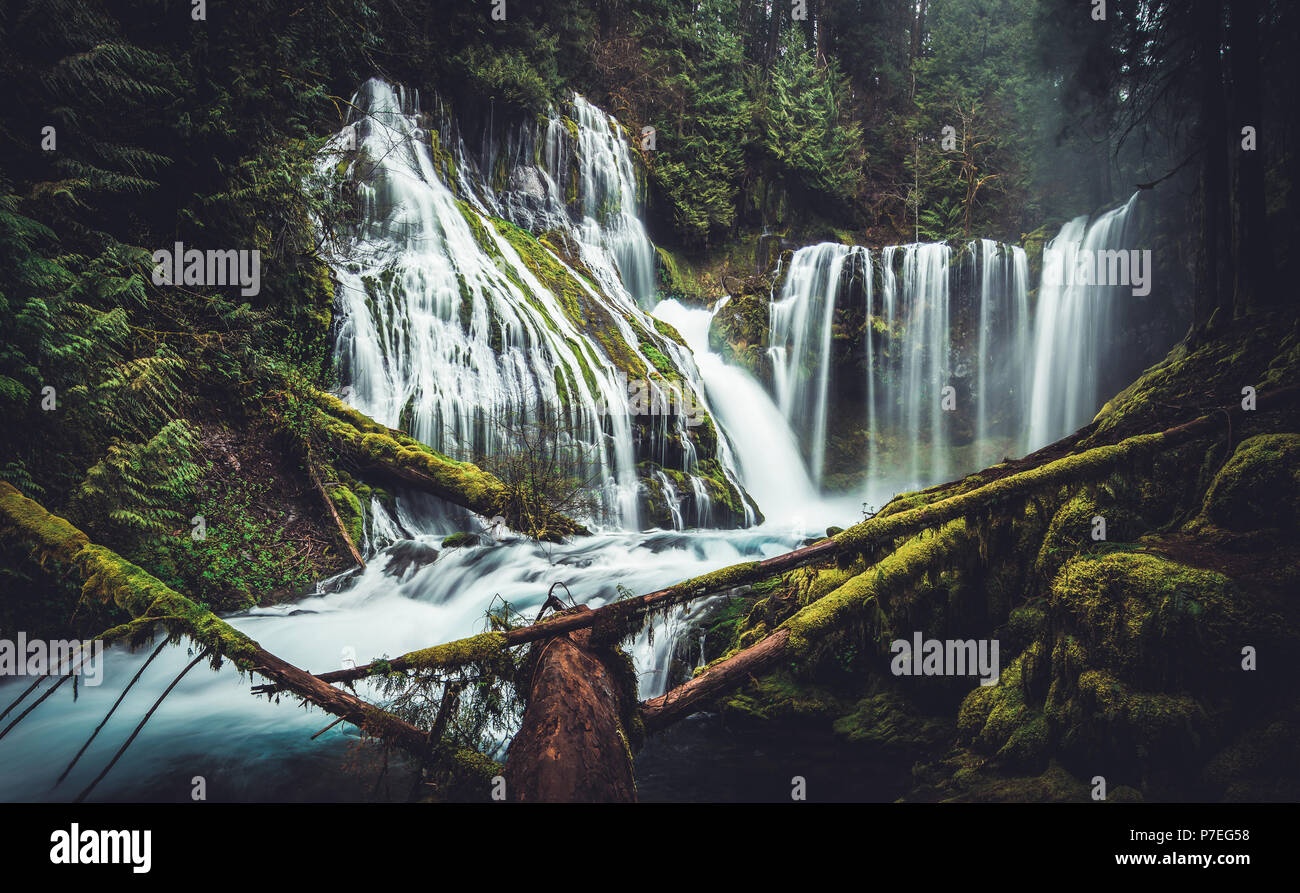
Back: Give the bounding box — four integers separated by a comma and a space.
571, 96, 657, 308
654, 298, 828, 527
364, 497, 407, 556
1026, 193, 1140, 450
689, 475, 713, 528
654, 470, 685, 530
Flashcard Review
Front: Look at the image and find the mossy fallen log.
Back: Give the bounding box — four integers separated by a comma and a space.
305, 453, 366, 568
0, 482, 496, 777
307, 388, 588, 542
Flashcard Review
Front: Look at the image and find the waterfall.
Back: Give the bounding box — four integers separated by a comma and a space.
571, 96, 658, 308
654, 470, 685, 530
654, 298, 831, 528
323, 79, 747, 530
770, 238, 1030, 496
768, 244, 868, 486
1026, 193, 1140, 450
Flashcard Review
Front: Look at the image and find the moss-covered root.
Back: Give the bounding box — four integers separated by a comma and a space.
306, 388, 588, 542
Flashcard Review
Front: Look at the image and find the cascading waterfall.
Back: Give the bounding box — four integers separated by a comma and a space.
571, 96, 658, 308
0, 63, 1153, 801
326, 79, 747, 530
1026, 193, 1140, 450
328, 80, 637, 524
655, 298, 825, 527
768, 244, 868, 486
771, 237, 1031, 495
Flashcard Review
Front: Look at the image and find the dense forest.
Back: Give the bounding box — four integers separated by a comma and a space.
0, 0, 1296, 811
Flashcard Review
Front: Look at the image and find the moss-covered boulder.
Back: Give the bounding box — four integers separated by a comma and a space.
1195, 433, 1300, 532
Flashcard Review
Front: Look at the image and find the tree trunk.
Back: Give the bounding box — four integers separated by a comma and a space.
1194, 0, 1231, 330
1229, 0, 1275, 313
505, 607, 637, 802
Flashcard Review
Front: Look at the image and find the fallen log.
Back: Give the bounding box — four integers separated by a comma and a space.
504, 606, 637, 802
306, 454, 366, 569
306, 389, 589, 542
641, 519, 975, 732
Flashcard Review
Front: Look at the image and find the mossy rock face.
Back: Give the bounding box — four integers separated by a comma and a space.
1049, 551, 1256, 691
956, 654, 1049, 772
1196, 434, 1300, 532
708, 291, 769, 379
1034, 487, 1150, 582
440, 532, 481, 549
720, 669, 846, 726
655, 246, 711, 304
915, 758, 1090, 803
1087, 316, 1296, 446
1050, 668, 1210, 785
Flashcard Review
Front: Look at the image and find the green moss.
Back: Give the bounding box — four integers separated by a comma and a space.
832, 432, 1167, 558
936, 759, 1089, 803
0, 482, 264, 669
721, 668, 845, 724
440, 532, 480, 549
832, 689, 954, 755
403, 631, 509, 671
328, 483, 365, 547
1193, 433, 1300, 532
708, 291, 768, 375
1049, 551, 1255, 688
306, 388, 587, 541
785, 520, 973, 655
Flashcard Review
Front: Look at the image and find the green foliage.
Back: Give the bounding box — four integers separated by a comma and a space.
156, 475, 317, 610
632, 0, 749, 246
755, 42, 865, 206
77, 418, 202, 538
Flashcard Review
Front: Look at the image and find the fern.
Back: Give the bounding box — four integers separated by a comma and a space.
77, 419, 203, 537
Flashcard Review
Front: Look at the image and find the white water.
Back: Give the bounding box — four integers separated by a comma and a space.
767, 195, 1134, 495
770, 237, 1032, 494
1026, 193, 1140, 449
653, 298, 862, 530
328, 80, 748, 531
0, 525, 804, 801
